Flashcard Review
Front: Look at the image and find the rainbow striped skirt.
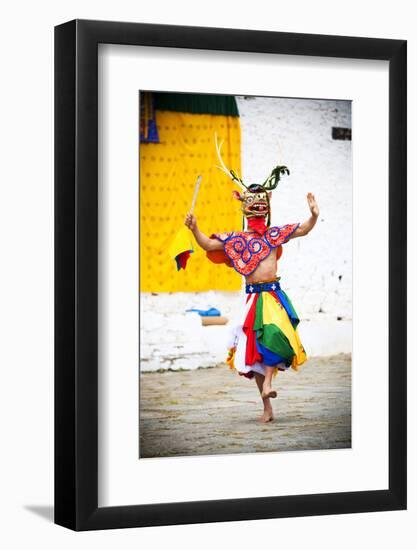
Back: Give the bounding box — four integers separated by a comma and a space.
227, 279, 307, 378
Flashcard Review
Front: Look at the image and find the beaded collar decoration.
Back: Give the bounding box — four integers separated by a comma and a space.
210, 223, 299, 276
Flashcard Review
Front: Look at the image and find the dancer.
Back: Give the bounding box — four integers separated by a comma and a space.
184, 137, 319, 422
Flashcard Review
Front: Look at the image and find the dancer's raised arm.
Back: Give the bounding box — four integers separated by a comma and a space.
290, 193, 319, 238
184, 213, 223, 251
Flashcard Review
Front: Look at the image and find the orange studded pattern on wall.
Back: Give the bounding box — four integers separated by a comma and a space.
140, 110, 242, 292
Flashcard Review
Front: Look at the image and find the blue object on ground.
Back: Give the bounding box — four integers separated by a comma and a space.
185, 307, 221, 317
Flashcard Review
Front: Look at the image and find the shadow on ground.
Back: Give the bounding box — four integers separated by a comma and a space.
24, 505, 54, 523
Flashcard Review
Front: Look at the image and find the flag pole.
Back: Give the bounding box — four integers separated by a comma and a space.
189, 174, 202, 214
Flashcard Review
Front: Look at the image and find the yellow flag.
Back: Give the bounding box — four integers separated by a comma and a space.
168, 226, 194, 270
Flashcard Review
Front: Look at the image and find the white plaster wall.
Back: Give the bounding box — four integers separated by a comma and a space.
141, 97, 352, 370
140, 291, 242, 371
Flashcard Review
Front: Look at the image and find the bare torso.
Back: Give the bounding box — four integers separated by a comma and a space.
244, 236, 279, 284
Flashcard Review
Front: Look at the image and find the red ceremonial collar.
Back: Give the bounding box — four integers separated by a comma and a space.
247, 216, 268, 235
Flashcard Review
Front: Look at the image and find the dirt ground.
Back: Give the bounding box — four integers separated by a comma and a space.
139, 354, 351, 458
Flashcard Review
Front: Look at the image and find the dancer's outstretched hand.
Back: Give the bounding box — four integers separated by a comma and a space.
184, 213, 197, 231
307, 193, 319, 218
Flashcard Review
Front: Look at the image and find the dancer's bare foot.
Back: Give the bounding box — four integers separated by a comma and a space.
262, 384, 277, 399
259, 409, 274, 423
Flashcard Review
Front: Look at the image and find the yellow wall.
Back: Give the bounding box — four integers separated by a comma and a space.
140, 110, 242, 292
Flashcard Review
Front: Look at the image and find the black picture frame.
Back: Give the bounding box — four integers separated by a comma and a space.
54, 19, 407, 531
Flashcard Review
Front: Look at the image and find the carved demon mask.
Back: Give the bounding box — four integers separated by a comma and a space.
233, 185, 271, 221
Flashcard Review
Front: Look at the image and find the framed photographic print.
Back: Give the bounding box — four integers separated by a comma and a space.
54, 19, 406, 530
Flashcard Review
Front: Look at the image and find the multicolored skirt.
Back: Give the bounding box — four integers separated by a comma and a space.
226, 279, 307, 378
